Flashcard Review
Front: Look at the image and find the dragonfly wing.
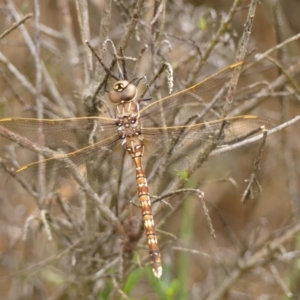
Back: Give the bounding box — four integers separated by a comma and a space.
142, 116, 272, 183
0, 117, 117, 153
9, 134, 135, 199
139, 62, 243, 128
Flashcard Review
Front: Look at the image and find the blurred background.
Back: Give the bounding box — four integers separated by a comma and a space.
0, 0, 300, 299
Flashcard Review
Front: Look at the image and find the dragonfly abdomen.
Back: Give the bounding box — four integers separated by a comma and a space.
126, 136, 163, 279
135, 162, 162, 279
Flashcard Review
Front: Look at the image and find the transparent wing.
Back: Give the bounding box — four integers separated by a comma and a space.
141, 116, 272, 184
8, 134, 137, 199
0, 116, 117, 152
139, 62, 243, 127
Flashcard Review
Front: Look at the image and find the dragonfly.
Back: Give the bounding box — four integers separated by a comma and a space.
0, 61, 269, 279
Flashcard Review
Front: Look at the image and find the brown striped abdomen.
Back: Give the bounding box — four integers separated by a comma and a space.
126, 135, 162, 279
135, 159, 162, 278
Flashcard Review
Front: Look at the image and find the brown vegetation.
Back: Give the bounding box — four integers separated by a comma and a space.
0, 0, 300, 299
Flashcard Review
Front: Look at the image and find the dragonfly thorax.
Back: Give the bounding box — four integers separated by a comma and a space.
109, 80, 137, 104
116, 115, 141, 139
115, 96, 141, 139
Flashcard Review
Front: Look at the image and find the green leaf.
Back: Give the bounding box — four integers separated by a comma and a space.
198, 17, 207, 30
123, 268, 143, 295
98, 283, 112, 300
21, 2, 30, 14
175, 169, 189, 181
41, 269, 65, 285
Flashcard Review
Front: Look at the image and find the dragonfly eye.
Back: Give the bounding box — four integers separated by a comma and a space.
109, 80, 137, 103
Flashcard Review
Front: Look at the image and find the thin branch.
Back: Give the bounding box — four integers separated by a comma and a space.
111, 277, 131, 300
231, 54, 300, 116
34, 0, 47, 207
0, 125, 126, 239
269, 264, 293, 298
265, 55, 300, 95
211, 116, 300, 156
119, 0, 145, 52
187, 0, 243, 85
0, 52, 65, 117
94, 257, 120, 279
0, 13, 32, 40
241, 128, 268, 204
255, 32, 300, 62
222, 0, 259, 117
140, 61, 171, 97
58, 0, 80, 66
86, 40, 119, 80
172, 246, 212, 258
40, 209, 53, 240
152, 188, 204, 204
6, 0, 68, 113
95, 0, 112, 78
75, 0, 92, 85
0, 239, 82, 281
236, 0, 259, 62
206, 221, 300, 300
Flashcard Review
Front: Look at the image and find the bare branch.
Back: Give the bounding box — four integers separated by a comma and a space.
0, 13, 32, 40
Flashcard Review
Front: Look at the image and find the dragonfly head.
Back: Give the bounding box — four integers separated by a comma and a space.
109, 80, 137, 104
